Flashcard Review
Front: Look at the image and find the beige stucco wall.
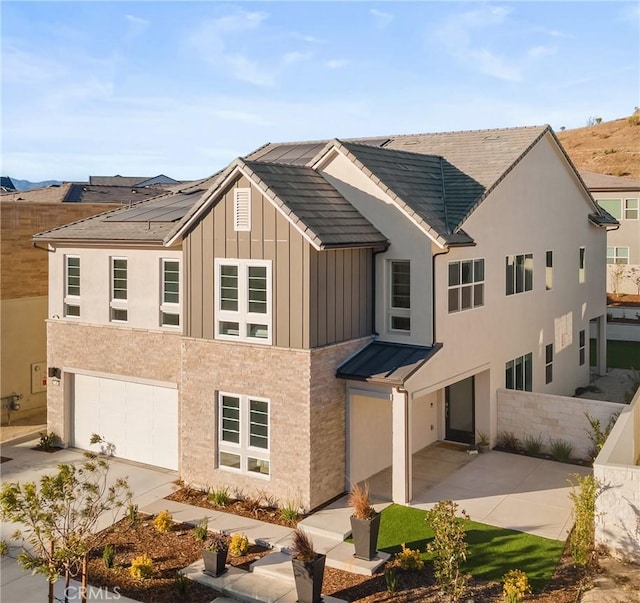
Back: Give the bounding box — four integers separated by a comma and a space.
412, 391, 440, 451
48, 246, 182, 331
1, 296, 48, 420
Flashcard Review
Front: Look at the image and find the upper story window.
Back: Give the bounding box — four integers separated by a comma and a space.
448, 259, 484, 313
64, 255, 81, 318
110, 257, 128, 322
545, 343, 553, 384
607, 247, 629, 264
215, 259, 271, 344
579, 247, 586, 283
389, 260, 410, 332
579, 329, 586, 366
545, 251, 553, 291
234, 188, 251, 231
506, 253, 533, 295
218, 392, 270, 478
624, 198, 639, 220
161, 259, 180, 327
596, 199, 621, 220
505, 352, 532, 391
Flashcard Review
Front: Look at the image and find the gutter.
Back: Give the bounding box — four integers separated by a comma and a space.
432, 247, 450, 345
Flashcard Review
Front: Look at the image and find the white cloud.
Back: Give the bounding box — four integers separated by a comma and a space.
282, 51, 312, 65
325, 59, 348, 69
527, 45, 557, 59
370, 8, 394, 29
125, 14, 148, 27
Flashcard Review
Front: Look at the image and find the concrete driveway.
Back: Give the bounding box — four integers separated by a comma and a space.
1, 439, 179, 601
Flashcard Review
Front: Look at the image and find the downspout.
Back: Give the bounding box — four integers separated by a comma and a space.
431, 247, 450, 345
371, 247, 388, 336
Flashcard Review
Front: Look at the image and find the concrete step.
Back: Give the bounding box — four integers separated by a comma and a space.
250, 551, 295, 585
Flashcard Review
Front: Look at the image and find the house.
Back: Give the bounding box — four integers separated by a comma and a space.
580, 171, 640, 295
0, 176, 16, 192
35, 125, 615, 510
88, 174, 181, 187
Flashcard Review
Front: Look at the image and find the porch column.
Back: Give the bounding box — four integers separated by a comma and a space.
597, 315, 607, 377
391, 387, 412, 504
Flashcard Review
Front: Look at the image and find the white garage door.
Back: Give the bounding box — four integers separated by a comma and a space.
72, 374, 178, 470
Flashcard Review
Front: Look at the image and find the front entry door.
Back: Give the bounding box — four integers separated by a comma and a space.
445, 376, 475, 444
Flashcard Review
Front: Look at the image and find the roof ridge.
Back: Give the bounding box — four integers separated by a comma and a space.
340, 139, 443, 161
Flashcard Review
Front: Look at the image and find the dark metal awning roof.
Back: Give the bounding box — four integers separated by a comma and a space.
336, 341, 441, 386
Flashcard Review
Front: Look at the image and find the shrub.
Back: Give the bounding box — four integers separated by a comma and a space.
629, 113, 640, 126
153, 510, 174, 533
193, 517, 208, 542
349, 482, 375, 520
396, 543, 424, 571
426, 500, 469, 602
229, 532, 249, 558
0, 540, 8, 556
279, 499, 300, 525
624, 368, 640, 404
102, 544, 115, 569
173, 572, 190, 599
384, 565, 398, 593
127, 503, 139, 526
204, 532, 230, 552
36, 431, 59, 451
497, 431, 521, 453
290, 527, 315, 562
549, 439, 574, 462
208, 485, 231, 507
585, 412, 619, 461
129, 554, 154, 579
502, 569, 532, 603
568, 474, 600, 567
523, 434, 544, 456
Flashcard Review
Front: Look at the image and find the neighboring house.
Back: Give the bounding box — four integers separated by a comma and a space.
1, 176, 16, 192
581, 171, 640, 295
89, 174, 181, 187
36, 125, 615, 510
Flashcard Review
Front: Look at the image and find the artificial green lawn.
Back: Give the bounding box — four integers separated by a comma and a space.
375, 504, 565, 592
590, 338, 640, 370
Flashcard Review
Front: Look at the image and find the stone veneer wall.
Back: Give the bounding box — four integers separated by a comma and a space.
46, 320, 182, 443
497, 388, 624, 460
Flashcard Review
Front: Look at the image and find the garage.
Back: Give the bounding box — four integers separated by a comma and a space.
72, 373, 178, 470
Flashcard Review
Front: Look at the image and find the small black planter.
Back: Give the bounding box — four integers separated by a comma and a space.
291, 553, 326, 603
350, 512, 381, 561
202, 548, 228, 577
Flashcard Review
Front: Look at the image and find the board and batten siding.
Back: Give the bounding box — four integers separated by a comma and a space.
185, 175, 374, 349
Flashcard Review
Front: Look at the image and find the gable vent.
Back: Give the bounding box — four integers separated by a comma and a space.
233, 188, 251, 231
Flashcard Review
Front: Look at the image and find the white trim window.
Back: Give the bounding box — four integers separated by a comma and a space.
218, 393, 270, 477
64, 255, 81, 317
545, 250, 553, 291
579, 247, 586, 284
215, 259, 271, 344
624, 198, 639, 220
234, 188, 251, 231
448, 258, 484, 313
160, 259, 180, 327
505, 352, 533, 391
607, 247, 630, 264
110, 257, 128, 322
389, 260, 411, 332
506, 253, 533, 295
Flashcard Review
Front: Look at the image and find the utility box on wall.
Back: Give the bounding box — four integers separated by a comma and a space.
31, 362, 47, 394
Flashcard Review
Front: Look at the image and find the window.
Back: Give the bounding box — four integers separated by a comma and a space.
234, 188, 251, 231
505, 353, 533, 391
545, 251, 553, 291
215, 259, 271, 343
596, 199, 622, 220
161, 259, 180, 327
110, 257, 128, 322
579, 330, 586, 366
579, 247, 586, 284
506, 253, 533, 295
218, 393, 269, 477
389, 260, 410, 331
607, 247, 630, 264
624, 198, 639, 220
545, 343, 553, 384
448, 259, 485, 312
64, 255, 80, 317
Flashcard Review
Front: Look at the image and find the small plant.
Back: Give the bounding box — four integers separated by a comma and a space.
568, 474, 600, 567
229, 532, 249, 558
208, 485, 231, 507
476, 431, 489, 446
585, 412, 619, 460
129, 554, 154, 579
153, 509, 174, 533
497, 431, 521, 453
502, 569, 532, 603
193, 517, 208, 542
290, 527, 316, 562
523, 434, 544, 456
396, 543, 424, 571
628, 113, 640, 126
36, 431, 59, 451
279, 499, 300, 525
349, 482, 375, 520
549, 439, 574, 462
102, 544, 115, 569
624, 368, 640, 404
384, 564, 398, 592
173, 572, 190, 599
0, 540, 8, 556
204, 531, 230, 552
426, 500, 469, 602
127, 502, 139, 526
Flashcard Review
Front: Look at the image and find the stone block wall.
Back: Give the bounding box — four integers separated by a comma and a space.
497, 388, 624, 459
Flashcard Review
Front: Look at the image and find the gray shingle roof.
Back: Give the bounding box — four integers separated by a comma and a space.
580, 171, 640, 191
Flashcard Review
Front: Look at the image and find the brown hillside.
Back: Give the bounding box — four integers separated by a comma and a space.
556, 115, 640, 179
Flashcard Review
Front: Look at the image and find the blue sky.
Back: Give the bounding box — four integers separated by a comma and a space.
2, 1, 638, 182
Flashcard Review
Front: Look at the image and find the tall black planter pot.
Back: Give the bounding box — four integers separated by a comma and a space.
350, 512, 381, 561
202, 548, 228, 577
291, 553, 326, 603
